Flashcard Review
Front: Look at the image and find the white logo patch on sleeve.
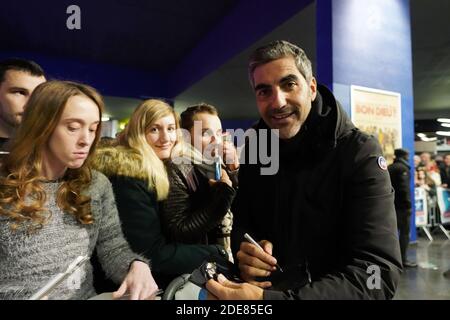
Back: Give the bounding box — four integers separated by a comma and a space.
378, 156, 388, 170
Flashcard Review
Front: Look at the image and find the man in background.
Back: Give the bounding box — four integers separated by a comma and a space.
389, 148, 417, 268
440, 154, 450, 188
0, 58, 46, 151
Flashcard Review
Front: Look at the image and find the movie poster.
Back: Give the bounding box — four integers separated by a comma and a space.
437, 187, 450, 225
351, 86, 402, 164
415, 187, 428, 227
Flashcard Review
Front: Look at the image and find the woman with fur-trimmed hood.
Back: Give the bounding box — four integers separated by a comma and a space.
92, 99, 227, 289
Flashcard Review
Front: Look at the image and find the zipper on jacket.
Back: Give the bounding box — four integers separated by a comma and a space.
305, 260, 312, 284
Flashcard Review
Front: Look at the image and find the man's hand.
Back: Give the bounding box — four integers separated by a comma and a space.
236, 240, 277, 288
222, 134, 240, 171
112, 260, 159, 300
206, 274, 263, 300
209, 169, 233, 188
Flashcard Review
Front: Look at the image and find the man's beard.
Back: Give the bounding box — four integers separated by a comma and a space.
0, 113, 22, 128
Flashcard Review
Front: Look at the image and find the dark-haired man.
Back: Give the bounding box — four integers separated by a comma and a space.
0, 58, 46, 150
206, 40, 402, 300
388, 148, 416, 268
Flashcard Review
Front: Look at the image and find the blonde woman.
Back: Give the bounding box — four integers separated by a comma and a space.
93, 99, 228, 289
0, 81, 157, 300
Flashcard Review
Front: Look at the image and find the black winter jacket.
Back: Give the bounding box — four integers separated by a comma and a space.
440, 164, 450, 187
388, 158, 412, 210
232, 85, 402, 300
92, 147, 227, 288
161, 161, 236, 244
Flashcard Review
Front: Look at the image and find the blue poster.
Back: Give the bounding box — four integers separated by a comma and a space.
437, 187, 450, 224
415, 187, 428, 227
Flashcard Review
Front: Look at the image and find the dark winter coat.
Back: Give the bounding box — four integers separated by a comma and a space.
388, 157, 412, 211
232, 85, 402, 300
92, 146, 228, 288
161, 160, 236, 255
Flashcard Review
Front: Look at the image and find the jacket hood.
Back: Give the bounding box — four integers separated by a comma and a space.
92, 146, 149, 181
316, 84, 356, 144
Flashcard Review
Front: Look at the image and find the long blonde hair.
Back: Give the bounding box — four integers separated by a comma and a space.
119, 99, 182, 200
0, 81, 104, 231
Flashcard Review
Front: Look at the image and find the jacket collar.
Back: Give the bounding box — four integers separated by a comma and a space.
395, 157, 411, 169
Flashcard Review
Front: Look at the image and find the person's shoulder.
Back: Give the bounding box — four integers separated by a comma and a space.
337, 129, 386, 168
342, 129, 381, 152
84, 170, 114, 203
96, 146, 155, 178
342, 128, 372, 144
388, 162, 400, 172
91, 168, 149, 191
90, 169, 110, 187
165, 159, 194, 176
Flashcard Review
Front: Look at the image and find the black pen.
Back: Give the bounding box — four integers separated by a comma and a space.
244, 233, 283, 272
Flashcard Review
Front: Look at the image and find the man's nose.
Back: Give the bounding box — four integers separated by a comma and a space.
271, 88, 287, 109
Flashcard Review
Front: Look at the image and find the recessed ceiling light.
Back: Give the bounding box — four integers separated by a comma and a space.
417, 133, 437, 142
417, 133, 426, 138
437, 118, 450, 123
441, 123, 450, 128
436, 131, 450, 136
421, 137, 437, 142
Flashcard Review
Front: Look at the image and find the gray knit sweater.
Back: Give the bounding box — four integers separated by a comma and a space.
0, 170, 147, 300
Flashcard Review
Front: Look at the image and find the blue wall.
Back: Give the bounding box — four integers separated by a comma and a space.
0, 51, 164, 99
317, 0, 416, 240
1, 0, 315, 101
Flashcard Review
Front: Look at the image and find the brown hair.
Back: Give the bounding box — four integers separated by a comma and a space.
180, 103, 218, 131
248, 40, 313, 87
0, 81, 104, 232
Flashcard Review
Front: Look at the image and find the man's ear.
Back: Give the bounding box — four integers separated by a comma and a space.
310, 77, 317, 101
